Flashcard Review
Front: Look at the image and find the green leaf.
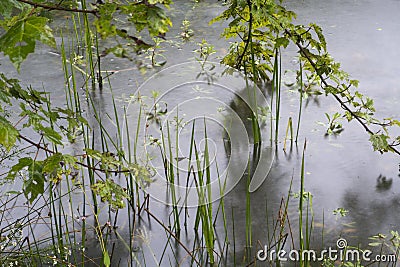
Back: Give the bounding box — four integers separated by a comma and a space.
43, 153, 78, 183
275, 37, 289, 48
24, 161, 45, 203
103, 251, 110, 267
311, 23, 326, 51
146, 6, 172, 35
369, 133, 390, 153
0, 116, 19, 151
0, 16, 56, 71
43, 153, 64, 172
94, 3, 118, 39
91, 179, 128, 210
40, 126, 63, 145
350, 79, 359, 87
391, 120, 400, 127
123, 4, 172, 37
0, 73, 21, 104
6, 157, 45, 203
0, 0, 26, 18
7, 157, 33, 181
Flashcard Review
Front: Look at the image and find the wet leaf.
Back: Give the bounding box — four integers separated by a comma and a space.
7, 157, 33, 181
369, 133, 390, 153
91, 179, 128, 210
275, 37, 289, 48
122, 4, 172, 37
0, 116, 19, 151
0, 16, 56, 71
7, 157, 45, 203
103, 251, 110, 267
43, 153, 78, 183
40, 126, 63, 145
0, 0, 26, 18
94, 3, 118, 39
24, 161, 45, 203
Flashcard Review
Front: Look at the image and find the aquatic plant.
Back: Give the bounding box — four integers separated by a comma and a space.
0, 0, 400, 266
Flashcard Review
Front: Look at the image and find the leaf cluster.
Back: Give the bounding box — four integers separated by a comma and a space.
213, 0, 400, 155
211, 0, 295, 81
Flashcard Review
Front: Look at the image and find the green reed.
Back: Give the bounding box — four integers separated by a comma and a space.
295, 61, 304, 143
245, 163, 252, 250
191, 121, 216, 264
284, 117, 293, 151
273, 49, 282, 144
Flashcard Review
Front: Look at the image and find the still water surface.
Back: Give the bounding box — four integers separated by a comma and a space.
0, 0, 399, 265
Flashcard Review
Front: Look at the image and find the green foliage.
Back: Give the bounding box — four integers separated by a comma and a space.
7, 157, 45, 203
85, 149, 123, 171
215, 0, 400, 155
0, 116, 19, 151
84, 148, 153, 183
194, 39, 216, 62
0, 0, 173, 70
0, 73, 44, 105
123, 4, 172, 37
0, 14, 56, 71
0, 0, 399, 265
43, 153, 78, 184
0, 74, 52, 152
333, 207, 348, 217
103, 250, 111, 267
94, 3, 118, 38
91, 179, 128, 210
369, 133, 390, 153
317, 112, 344, 135
92, 0, 173, 59
54, 107, 88, 143
369, 231, 400, 258
6, 153, 80, 202
180, 20, 194, 41
211, 0, 296, 81
23, 160, 45, 203
0, 0, 27, 19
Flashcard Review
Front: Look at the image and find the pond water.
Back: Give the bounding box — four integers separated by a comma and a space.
1, 0, 399, 266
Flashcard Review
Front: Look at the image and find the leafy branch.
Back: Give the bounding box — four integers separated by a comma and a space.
212, 0, 400, 156
0, 0, 173, 70
282, 27, 400, 155
15, 0, 99, 15
0, 73, 151, 206
17, 134, 139, 174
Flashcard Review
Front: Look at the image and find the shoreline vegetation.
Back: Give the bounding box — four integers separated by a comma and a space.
0, 0, 399, 266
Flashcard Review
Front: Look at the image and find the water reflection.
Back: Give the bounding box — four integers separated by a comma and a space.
0, 0, 399, 265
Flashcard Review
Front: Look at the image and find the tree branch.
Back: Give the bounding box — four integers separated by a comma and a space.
16, 0, 98, 16
18, 134, 134, 173
283, 29, 400, 156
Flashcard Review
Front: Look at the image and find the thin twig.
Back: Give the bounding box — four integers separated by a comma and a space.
143, 207, 201, 266
235, 0, 253, 69
16, 0, 98, 16
283, 29, 400, 156
18, 134, 134, 173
